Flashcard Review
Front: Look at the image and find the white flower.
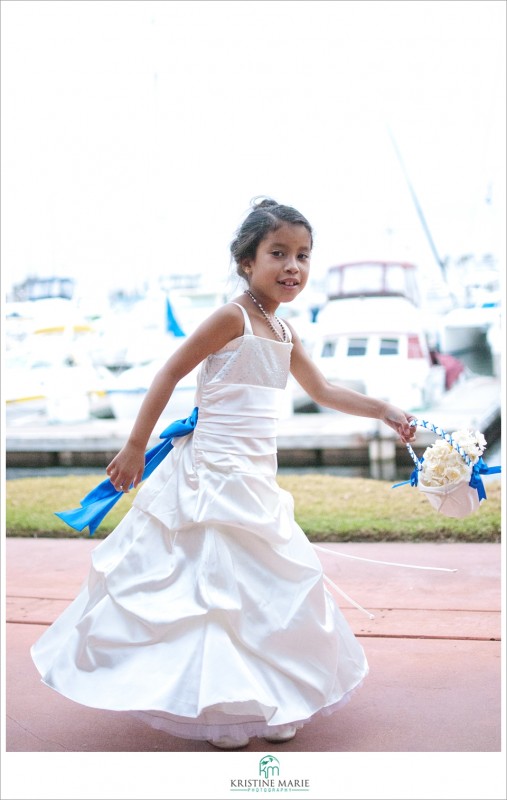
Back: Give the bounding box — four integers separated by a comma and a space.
450, 428, 487, 462
419, 428, 487, 488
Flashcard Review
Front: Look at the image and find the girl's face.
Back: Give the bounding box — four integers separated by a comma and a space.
241, 223, 312, 310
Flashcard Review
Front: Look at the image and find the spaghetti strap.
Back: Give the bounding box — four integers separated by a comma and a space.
229, 302, 254, 335
229, 302, 292, 342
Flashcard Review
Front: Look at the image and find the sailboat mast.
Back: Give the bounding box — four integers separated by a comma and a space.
388, 129, 448, 281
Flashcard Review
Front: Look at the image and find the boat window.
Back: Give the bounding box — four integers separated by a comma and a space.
379, 338, 399, 355
347, 338, 368, 356
321, 340, 337, 357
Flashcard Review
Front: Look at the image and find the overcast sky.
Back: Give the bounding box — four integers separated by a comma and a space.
1, 0, 505, 303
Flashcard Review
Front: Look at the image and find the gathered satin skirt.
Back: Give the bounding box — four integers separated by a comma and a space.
31, 422, 368, 741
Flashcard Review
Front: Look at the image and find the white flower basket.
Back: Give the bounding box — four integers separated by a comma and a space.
398, 420, 498, 519
416, 476, 480, 519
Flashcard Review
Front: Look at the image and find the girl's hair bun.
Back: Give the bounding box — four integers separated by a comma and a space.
251, 196, 278, 210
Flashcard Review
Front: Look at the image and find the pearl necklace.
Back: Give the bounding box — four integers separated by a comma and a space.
245, 290, 288, 343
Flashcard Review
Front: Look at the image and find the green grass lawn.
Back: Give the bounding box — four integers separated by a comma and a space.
5, 474, 502, 541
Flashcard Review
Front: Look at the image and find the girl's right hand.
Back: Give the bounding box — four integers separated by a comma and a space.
106, 442, 146, 493
381, 403, 416, 444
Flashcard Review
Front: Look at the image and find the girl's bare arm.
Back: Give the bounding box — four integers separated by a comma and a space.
106, 303, 244, 491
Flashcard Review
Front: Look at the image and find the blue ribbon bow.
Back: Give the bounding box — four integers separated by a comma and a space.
468, 457, 501, 501
55, 407, 199, 536
391, 458, 423, 489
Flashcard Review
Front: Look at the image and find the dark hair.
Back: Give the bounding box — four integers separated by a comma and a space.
230, 197, 313, 280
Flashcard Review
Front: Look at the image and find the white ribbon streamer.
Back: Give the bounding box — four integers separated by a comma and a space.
315, 544, 457, 619
313, 544, 458, 572
323, 574, 376, 620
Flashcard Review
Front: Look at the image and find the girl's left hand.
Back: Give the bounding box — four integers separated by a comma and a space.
381, 404, 416, 444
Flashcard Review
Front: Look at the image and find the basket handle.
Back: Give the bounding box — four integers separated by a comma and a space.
405, 418, 472, 471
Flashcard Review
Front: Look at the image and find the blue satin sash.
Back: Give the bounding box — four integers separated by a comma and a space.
55, 407, 198, 536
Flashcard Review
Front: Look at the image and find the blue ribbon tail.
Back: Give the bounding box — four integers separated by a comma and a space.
393, 458, 422, 490
55, 492, 122, 536
469, 458, 501, 502
392, 466, 421, 489
410, 466, 420, 487
55, 407, 199, 536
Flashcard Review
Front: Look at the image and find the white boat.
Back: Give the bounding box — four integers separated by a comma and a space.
165, 285, 228, 335
486, 312, 502, 378
294, 296, 453, 412
88, 285, 227, 371
435, 267, 502, 354
4, 292, 114, 423
436, 302, 501, 354
105, 358, 199, 421
5, 349, 113, 424
103, 281, 259, 421
292, 262, 466, 414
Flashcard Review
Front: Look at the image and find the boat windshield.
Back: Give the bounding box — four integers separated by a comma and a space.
326, 262, 420, 305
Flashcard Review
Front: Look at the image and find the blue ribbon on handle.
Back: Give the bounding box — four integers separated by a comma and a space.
55, 407, 199, 536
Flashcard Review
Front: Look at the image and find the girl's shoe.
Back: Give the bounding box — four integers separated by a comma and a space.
263, 724, 297, 743
208, 734, 250, 750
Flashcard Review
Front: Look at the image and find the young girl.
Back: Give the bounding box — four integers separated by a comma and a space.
31, 197, 416, 750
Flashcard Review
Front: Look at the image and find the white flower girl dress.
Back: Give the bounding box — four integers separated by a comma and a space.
31, 303, 368, 741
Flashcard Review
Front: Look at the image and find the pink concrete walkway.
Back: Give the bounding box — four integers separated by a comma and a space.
5, 538, 502, 754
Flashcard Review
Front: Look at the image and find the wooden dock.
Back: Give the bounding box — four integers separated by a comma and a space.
5, 375, 501, 478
